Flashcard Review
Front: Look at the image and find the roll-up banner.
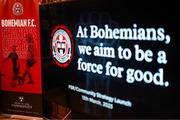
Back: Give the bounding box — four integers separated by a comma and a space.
40, 0, 179, 119
0, 0, 42, 117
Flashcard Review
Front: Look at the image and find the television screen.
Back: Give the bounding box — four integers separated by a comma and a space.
40, 0, 180, 119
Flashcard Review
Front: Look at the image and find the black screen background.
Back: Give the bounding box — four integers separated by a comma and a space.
40, 0, 180, 119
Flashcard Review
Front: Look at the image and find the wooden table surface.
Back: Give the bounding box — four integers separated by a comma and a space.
0, 114, 43, 120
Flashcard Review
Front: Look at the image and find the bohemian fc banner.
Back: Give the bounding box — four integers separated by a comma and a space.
0, 0, 42, 116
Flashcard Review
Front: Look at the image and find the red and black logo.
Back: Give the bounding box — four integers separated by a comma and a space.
51, 25, 74, 68
12, 2, 23, 16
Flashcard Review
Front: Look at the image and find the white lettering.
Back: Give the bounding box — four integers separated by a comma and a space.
77, 58, 103, 74
126, 68, 166, 86
134, 44, 153, 62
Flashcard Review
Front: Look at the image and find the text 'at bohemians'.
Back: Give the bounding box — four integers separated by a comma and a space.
76, 24, 171, 44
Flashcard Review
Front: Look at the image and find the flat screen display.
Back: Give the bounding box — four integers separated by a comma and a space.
40, 0, 180, 118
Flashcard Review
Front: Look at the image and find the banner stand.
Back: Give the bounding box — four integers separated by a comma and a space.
0, 0, 42, 117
